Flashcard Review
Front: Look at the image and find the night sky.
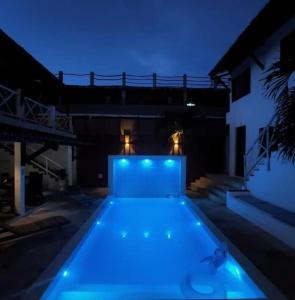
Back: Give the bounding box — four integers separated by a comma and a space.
1, 0, 267, 83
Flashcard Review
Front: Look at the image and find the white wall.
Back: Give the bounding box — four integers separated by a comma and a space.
227, 17, 295, 211
248, 152, 295, 212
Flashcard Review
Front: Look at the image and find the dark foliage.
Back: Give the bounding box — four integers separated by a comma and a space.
264, 61, 295, 163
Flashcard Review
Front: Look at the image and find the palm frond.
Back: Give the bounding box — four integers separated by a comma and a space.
264, 61, 295, 164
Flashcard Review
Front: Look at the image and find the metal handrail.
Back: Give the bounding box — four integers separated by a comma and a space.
244, 113, 277, 181
2, 143, 64, 179
27, 145, 64, 170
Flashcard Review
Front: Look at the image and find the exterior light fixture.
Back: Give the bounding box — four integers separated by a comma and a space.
186, 102, 196, 107
170, 130, 183, 155
121, 129, 132, 154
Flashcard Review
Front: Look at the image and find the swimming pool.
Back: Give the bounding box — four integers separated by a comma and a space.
33, 156, 281, 299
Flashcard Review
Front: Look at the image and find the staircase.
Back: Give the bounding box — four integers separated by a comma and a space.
188, 174, 244, 201
0, 143, 65, 181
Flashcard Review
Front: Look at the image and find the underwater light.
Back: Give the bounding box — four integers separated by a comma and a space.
96, 221, 101, 225
63, 270, 69, 277
143, 231, 150, 238
120, 231, 127, 239
166, 231, 172, 239
226, 262, 242, 279
142, 158, 152, 167
180, 201, 186, 205
110, 201, 114, 205
119, 158, 129, 167
196, 221, 202, 226
164, 159, 175, 167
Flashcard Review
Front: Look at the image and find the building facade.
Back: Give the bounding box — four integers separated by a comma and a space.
211, 1, 295, 212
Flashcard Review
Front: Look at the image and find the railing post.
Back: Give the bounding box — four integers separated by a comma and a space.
69, 116, 73, 133
90, 71, 95, 86
266, 126, 270, 170
58, 71, 64, 83
121, 72, 126, 105
122, 72, 126, 87
153, 73, 157, 88
16, 89, 24, 119
183, 74, 187, 104
49, 106, 56, 130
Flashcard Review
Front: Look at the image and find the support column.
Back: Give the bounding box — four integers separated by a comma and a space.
67, 146, 73, 186
14, 142, 25, 215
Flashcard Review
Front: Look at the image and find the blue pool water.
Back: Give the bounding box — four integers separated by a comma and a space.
41, 156, 266, 299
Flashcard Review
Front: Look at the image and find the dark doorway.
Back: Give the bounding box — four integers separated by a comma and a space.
235, 126, 246, 177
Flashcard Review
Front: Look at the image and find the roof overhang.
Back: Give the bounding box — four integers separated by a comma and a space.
209, 1, 295, 77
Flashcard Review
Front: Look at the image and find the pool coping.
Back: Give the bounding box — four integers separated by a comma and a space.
186, 196, 287, 300
22, 196, 287, 300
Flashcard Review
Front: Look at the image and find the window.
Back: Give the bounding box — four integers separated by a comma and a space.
232, 68, 251, 102
280, 30, 295, 69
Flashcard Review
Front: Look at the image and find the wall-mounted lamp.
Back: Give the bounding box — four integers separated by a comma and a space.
170, 130, 183, 155
121, 129, 133, 154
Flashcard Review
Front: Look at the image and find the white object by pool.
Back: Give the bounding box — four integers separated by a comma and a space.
29, 156, 284, 300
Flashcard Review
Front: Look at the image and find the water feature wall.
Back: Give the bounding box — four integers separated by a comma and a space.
108, 155, 186, 197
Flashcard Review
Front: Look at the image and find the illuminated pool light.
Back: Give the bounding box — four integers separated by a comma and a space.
119, 158, 129, 167
110, 201, 114, 205
62, 270, 69, 278
96, 221, 101, 225
180, 201, 186, 205
142, 158, 152, 167
166, 231, 172, 239
143, 231, 150, 238
196, 221, 202, 226
164, 159, 175, 167
120, 231, 128, 239
226, 262, 242, 279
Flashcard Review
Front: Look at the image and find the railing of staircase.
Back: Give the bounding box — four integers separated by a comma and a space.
0, 84, 73, 134
244, 113, 277, 182
27, 145, 64, 179
1, 143, 64, 179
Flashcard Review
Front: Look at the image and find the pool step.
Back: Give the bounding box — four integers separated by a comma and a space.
59, 284, 182, 300
189, 174, 244, 201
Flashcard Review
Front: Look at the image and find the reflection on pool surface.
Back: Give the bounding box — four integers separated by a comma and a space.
41, 197, 265, 299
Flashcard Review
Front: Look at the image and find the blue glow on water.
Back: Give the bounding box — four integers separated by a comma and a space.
96, 221, 101, 225
180, 201, 186, 205
142, 158, 152, 167
143, 231, 150, 238
196, 221, 202, 226
164, 159, 175, 167
109, 201, 114, 205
